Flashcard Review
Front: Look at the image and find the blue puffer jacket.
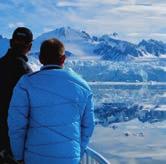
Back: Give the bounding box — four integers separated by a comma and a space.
8, 65, 95, 164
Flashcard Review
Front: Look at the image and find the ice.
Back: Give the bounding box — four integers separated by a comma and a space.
0, 26, 166, 164
65, 58, 166, 82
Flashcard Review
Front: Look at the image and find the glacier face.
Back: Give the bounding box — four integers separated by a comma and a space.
29, 56, 166, 83
28, 56, 166, 125
65, 58, 166, 82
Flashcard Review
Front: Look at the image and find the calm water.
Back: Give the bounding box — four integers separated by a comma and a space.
90, 83, 166, 164
29, 57, 166, 163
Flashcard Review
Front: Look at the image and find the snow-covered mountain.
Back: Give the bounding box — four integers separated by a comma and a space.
94, 38, 143, 60
32, 27, 95, 58
95, 35, 166, 60
138, 39, 166, 57
1, 27, 166, 60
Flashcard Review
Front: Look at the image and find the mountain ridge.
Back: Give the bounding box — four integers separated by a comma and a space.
0, 27, 166, 60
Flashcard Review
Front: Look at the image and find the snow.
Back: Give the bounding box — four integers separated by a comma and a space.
1, 26, 166, 59
65, 58, 166, 82
31, 27, 95, 57
0, 27, 166, 163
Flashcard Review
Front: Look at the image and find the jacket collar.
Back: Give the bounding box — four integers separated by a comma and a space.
7, 48, 28, 62
40, 64, 63, 71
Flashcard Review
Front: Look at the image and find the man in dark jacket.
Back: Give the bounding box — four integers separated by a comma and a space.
0, 27, 33, 163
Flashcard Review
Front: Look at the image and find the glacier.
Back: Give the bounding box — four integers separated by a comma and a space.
65, 59, 166, 82
1, 27, 166, 163
1, 26, 166, 59
28, 57, 166, 125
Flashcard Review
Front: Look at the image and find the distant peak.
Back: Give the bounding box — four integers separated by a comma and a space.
53, 26, 75, 35
139, 39, 163, 45
148, 39, 163, 44
37, 26, 91, 42
112, 32, 118, 37
55, 26, 73, 32
139, 39, 147, 44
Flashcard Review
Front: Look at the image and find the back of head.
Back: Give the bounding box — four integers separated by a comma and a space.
39, 38, 65, 65
10, 27, 33, 54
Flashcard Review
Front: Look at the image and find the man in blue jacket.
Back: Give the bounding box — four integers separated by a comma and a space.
8, 38, 95, 164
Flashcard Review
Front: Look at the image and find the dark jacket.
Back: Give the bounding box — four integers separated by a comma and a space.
0, 48, 32, 151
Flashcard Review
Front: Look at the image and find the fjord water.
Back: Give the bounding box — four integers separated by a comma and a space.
30, 57, 166, 164
72, 58, 166, 164
86, 59, 166, 164
90, 82, 166, 164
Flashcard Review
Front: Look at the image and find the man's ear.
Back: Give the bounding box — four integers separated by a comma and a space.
60, 55, 66, 65
39, 53, 45, 65
28, 43, 32, 51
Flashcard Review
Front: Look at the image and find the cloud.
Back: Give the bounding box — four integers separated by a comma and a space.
0, 0, 166, 42
126, 33, 166, 43
56, 0, 121, 7
8, 22, 25, 29
43, 26, 55, 33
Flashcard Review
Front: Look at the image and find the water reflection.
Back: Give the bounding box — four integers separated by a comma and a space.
91, 83, 166, 125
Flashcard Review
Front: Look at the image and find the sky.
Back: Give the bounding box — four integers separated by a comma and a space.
0, 0, 166, 43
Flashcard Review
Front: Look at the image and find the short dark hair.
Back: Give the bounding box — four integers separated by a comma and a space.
39, 38, 65, 65
10, 27, 33, 53
12, 27, 33, 43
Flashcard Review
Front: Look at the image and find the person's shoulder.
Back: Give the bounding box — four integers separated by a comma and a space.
15, 56, 32, 73
15, 74, 29, 88
0, 56, 5, 66
0, 53, 9, 65
66, 68, 91, 91
16, 56, 28, 66
16, 71, 40, 87
0, 56, 5, 62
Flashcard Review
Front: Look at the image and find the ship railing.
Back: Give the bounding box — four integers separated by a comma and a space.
81, 147, 110, 164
